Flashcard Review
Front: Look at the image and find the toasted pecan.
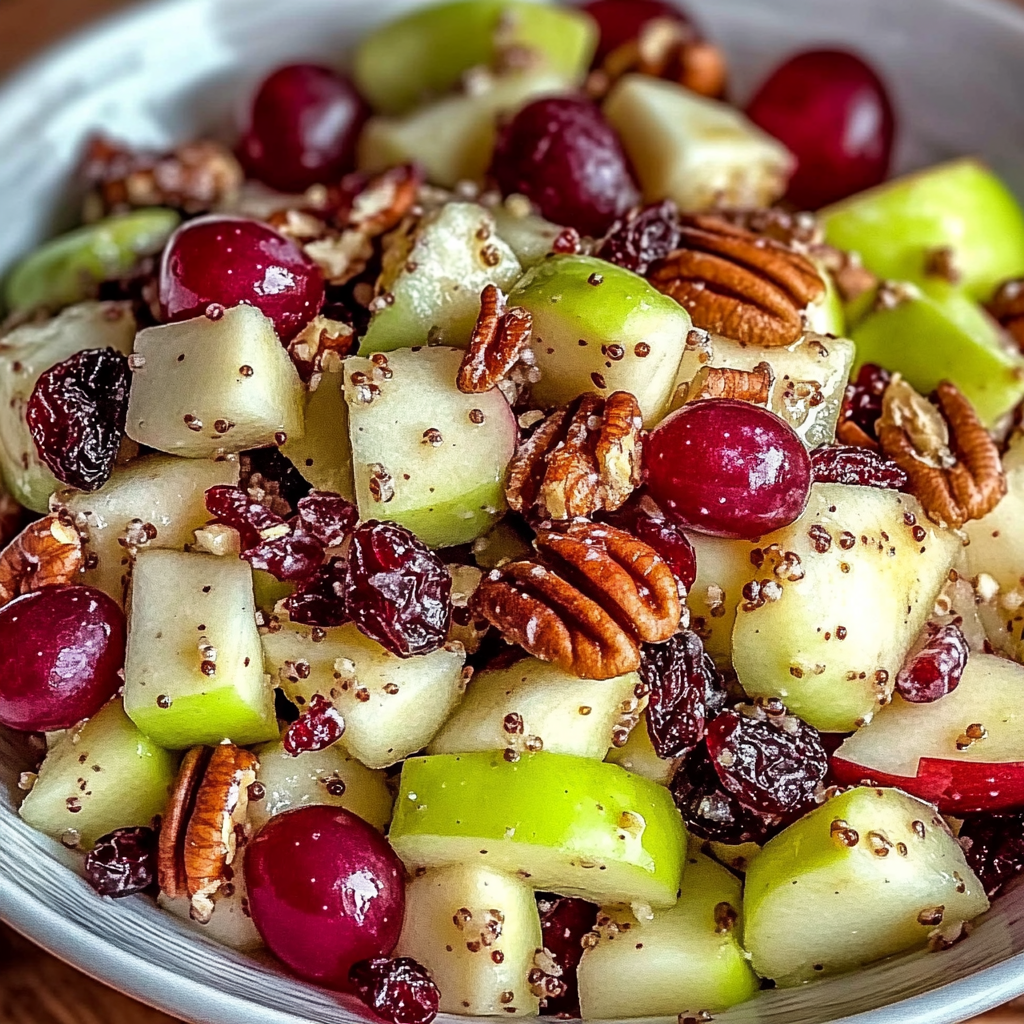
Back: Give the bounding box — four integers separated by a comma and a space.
647, 215, 826, 347
988, 278, 1024, 352
677, 363, 773, 406
458, 284, 534, 394
0, 514, 84, 607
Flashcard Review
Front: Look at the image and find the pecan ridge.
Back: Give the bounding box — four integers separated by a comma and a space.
676, 363, 773, 407
458, 284, 535, 394
0, 513, 84, 607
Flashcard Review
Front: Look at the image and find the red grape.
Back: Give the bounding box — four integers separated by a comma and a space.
581, 0, 695, 63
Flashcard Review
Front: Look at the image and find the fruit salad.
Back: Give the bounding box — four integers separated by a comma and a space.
3, 1, 1024, 1020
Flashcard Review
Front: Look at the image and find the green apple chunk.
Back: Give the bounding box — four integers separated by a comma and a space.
55, 454, 239, 606
262, 620, 467, 768
280, 366, 355, 500
578, 849, 758, 1018
850, 283, 1024, 428
429, 658, 643, 760
606, 713, 678, 786
744, 787, 989, 986
249, 736, 393, 833
359, 71, 568, 188
0, 301, 136, 512
822, 159, 1024, 301
391, 752, 687, 908
509, 255, 691, 423
491, 201, 569, 270
359, 202, 521, 354
19, 699, 178, 849
124, 550, 277, 748
126, 304, 305, 457
670, 331, 856, 446
344, 347, 516, 547
732, 484, 960, 732
603, 76, 793, 212
4, 208, 180, 314
397, 865, 543, 1016
353, 0, 595, 116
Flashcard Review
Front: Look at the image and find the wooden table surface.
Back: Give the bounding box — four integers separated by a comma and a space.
0, 0, 1022, 1022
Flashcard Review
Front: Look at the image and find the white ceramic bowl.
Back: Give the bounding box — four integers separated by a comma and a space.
1, 1, 1024, 1022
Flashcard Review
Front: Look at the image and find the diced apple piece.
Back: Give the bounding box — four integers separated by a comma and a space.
126, 304, 304, 457
390, 752, 687, 908
491, 201, 569, 270
359, 71, 568, 188
732, 484, 960, 732
0, 301, 136, 512
605, 713, 678, 786
821, 159, 1024, 302
55, 454, 239, 606
744, 787, 989, 985
670, 331, 856, 447
249, 736, 393, 833
19, 699, 177, 849
359, 202, 521, 354
604, 76, 793, 212
353, 0, 595, 115
850, 283, 1024, 428
124, 550, 277, 749
344, 346, 516, 547
280, 366, 355, 500
832, 653, 1024, 814
4, 208, 180, 313
706, 841, 761, 875
578, 849, 757, 1018
397, 865, 542, 1016
262, 620, 466, 769
448, 563, 488, 655
472, 520, 532, 570
509, 255, 691, 424
429, 658, 643, 760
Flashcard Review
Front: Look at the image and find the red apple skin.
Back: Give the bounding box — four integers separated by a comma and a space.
831, 755, 1024, 815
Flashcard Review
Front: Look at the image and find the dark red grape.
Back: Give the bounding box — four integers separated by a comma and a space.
597, 200, 682, 275
491, 97, 639, 238
283, 693, 345, 756
239, 64, 368, 194
159, 216, 324, 342
581, 0, 695, 64
895, 623, 968, 704
811, 445, 908, 490
0, 585, 125, 732
747, 49, 896, 210
959, 812, 1024, 898
536, 894, 598, 1016
246, 806, 405, 988
84, 826, 157, 898
349, 957, 440, 1024
27, 348, 129, 492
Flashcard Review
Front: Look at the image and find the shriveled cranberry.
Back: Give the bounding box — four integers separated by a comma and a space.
604, 501, 696, 593
205, 484, 285, 548
246, 805, 405, 988
705, 706, 828, 819
159, 216, 325, 342
536, 894, 598, 1016
838, 364, 891, 445
244, 528, 324, 582
285, 558, 349, 627
959, 812, 1024, 898
350, 957, 440, 1024
582, 0, 695, 64
0, 586, 126, 732
241, 447, 312, 514
239, 64, 368, 194
84, 826, 157, 898
811, 445, 908, 490
895, 622, 968, 704
296, 492, 359, 548
747, 50, 896, 210
283, 693, 345, 755
491, 97, 639, 238
644, 400, 812, 539
27, 348, 129, 492
597, 200, 682, 275
342, 522, 452, 658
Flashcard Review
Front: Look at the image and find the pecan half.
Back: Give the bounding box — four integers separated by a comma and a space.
471, 520, 681, 679
647, 215, 827, 347
506, 392, 643, 520
878, 380, 1005, 529
988, 278, 1024, 352
0, 513, 84, 607
676, 363, 773, 407
158, 743, 258, 924
458, 284, 534, 394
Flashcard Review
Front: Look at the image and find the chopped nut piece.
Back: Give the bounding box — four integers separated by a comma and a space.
987, 277, 1024, 352
0, 514, 84, 608
457, 284, 534, 394
676, 363, 773, 407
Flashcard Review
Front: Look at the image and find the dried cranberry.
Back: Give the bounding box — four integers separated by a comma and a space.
959, 812, 1024, 898
839, 364, 891, 444
27, 348, 130, 492
342, 522, 452, 658
349, 957, 440, 1024
285, 558, 350, 627
241, 447, 312, 513
597, 201, 682, 275
895, 622, 968, 704
705, 707, 828, 819
283, 693, 345, 756
490, 97, 640, 238
810, 445, 908, 490
205, 484, 286, 549
84, 826, 158, 898
296, 492, 359, 548
536, 894, 599, 1016
243, 528, 325, 582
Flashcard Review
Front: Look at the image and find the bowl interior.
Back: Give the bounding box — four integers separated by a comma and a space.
1, 1, 1024, 1022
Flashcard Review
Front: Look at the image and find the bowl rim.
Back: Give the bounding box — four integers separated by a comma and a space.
1, 0, 1024, 1022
